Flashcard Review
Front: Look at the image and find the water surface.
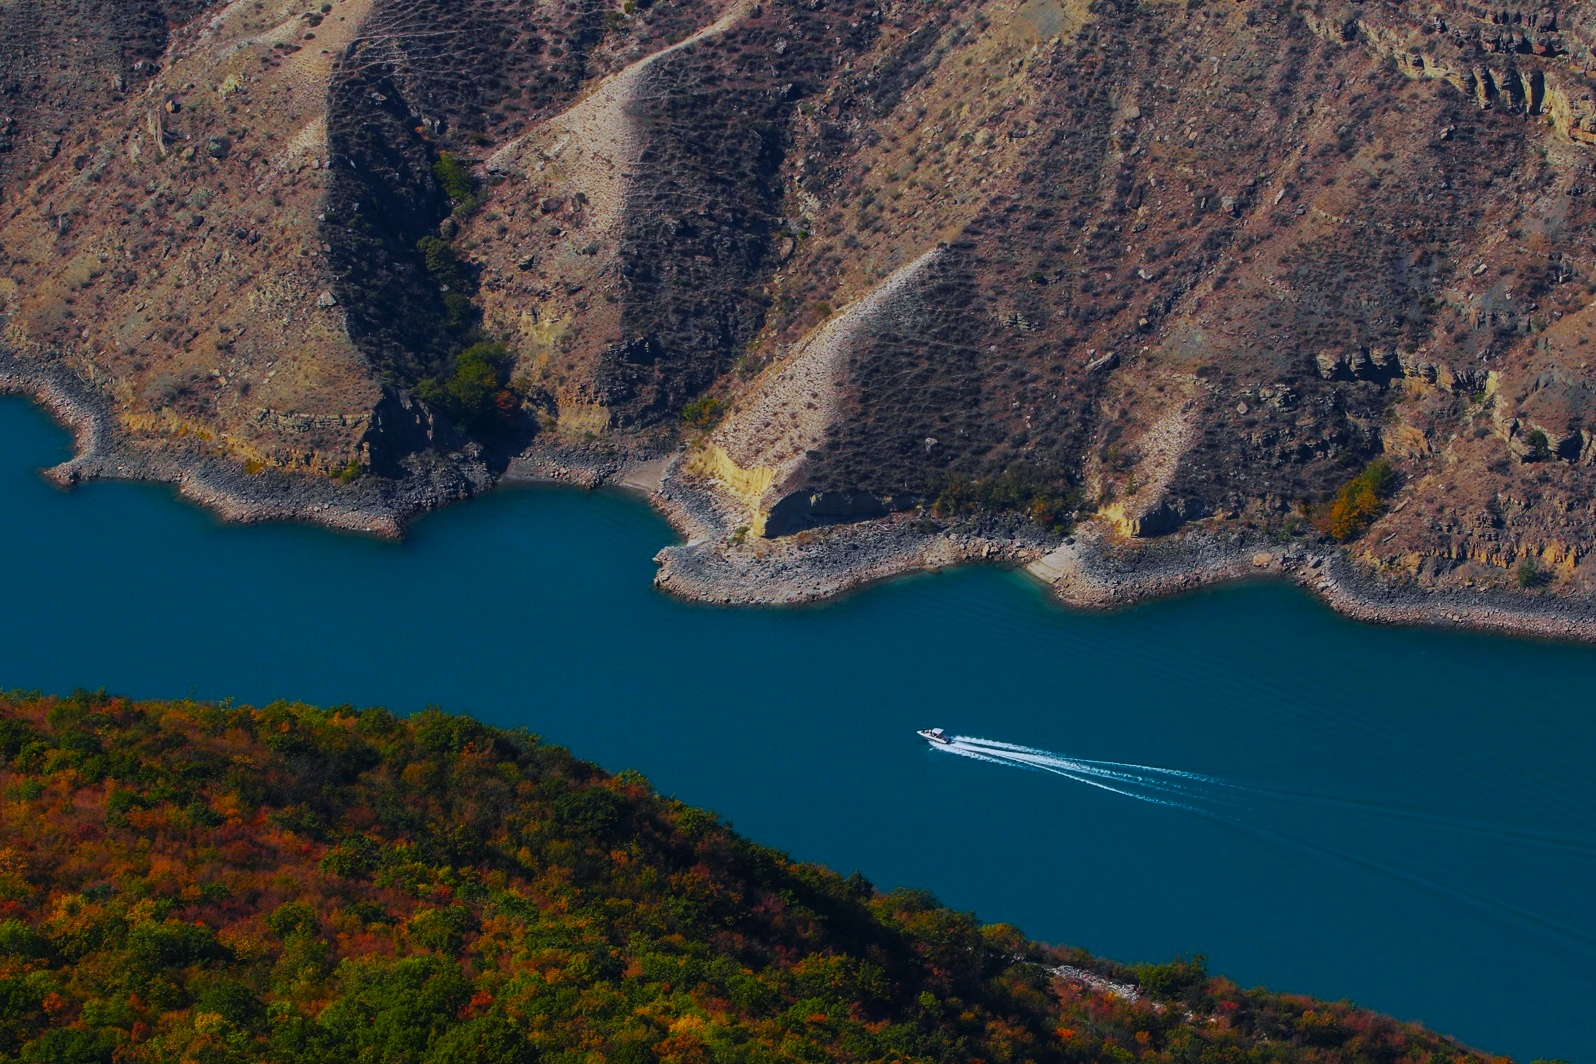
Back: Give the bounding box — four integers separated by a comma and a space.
1, 395, 1592, 1061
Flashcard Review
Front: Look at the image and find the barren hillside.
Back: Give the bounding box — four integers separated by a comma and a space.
5, 0, 1596, 626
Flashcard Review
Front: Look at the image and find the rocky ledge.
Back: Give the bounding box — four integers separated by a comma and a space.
0, 353, 487, 538
651, 471, 1048, 606
647, 464, 1596, 643
1030, 524, 1596, 644
3, 365, 1592, 644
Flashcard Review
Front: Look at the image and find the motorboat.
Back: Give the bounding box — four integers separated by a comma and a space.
917, 727, 953, 746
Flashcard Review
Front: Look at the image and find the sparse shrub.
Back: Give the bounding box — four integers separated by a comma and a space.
681, 396, 723, 429
417, 236, 477, 330
932, 464, 1078, 532
1517, 556, 1549, 588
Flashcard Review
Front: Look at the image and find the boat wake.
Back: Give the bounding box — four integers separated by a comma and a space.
928, 732, 1596, 951
940, 736, 1220, 813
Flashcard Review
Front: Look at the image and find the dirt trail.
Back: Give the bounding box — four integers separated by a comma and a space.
486, 0, 751, 232
711, 246, 944, 494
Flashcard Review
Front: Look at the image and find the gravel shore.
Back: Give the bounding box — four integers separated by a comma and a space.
0, 354, 486, 537
1027, 523, 1596, 643
648, 468, 1596, 644
6, 359, 1593, 643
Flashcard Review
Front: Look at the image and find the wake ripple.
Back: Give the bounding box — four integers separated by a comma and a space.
929, 733, 1596, 952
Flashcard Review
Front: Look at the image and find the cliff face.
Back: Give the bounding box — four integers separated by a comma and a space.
4, 0, 1596, 602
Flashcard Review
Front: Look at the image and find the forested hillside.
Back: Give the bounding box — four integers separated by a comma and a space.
0, 692, 1500, 1063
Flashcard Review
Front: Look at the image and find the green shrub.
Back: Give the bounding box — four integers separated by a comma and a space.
417, 236, 463, 291
125, 919, 222, 971
316, 955, 469, 1061
1133, 954, 1208, 998
432, 152, 477, 213
18, 1026, 120, 1064
320, 834, 383, 878
0, 920, 49, 959
550, 785, 622, 837
406, 906, 472, 953
417, 343, 524, 438
266, 902, 319, 940
0, 717, 42, 761
1526, 428, 1550, 460
681, 396, 723, 428
440, 292, 475, 330
192, 980, 265, 1026
932, 464, 1078, 531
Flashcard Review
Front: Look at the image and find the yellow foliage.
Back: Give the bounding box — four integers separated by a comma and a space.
1319, 459, 1396, 542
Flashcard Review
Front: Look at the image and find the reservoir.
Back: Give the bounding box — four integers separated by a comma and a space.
0, 394, 1591, 1061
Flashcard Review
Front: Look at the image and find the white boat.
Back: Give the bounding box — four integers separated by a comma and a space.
917, 727, 953, 746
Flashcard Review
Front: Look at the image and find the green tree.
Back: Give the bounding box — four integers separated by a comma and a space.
681, 396, 723, 429
432, 152, 478, 214
316, 955, 470, 1064
417, 343, 523, 438
1527, 428, 1550, 460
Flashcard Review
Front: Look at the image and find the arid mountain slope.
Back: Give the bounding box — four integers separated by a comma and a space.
4, 0, 1596, 620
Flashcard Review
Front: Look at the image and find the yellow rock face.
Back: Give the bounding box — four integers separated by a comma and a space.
688, 446, 778, 533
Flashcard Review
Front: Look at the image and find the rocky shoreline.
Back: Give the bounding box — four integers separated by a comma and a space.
650, 478, 1047, 606
641, 464, 1596, 643
0, 353, 486, 537
2, 361, 1593, 643
641, 462, 1596, 642
1027, 523, 1596, 644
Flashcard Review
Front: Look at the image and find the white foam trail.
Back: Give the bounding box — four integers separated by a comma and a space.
945, 737, 1236, 806
944, 736, 1596, 858
926, 733, 1596, 952
956, 737, 1230, 786
941, 742, 1212, 814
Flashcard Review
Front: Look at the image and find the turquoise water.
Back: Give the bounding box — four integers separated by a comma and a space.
1, 394, 1593, 1060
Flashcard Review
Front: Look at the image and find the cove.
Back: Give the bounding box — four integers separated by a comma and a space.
1, 393, 1593, 1061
